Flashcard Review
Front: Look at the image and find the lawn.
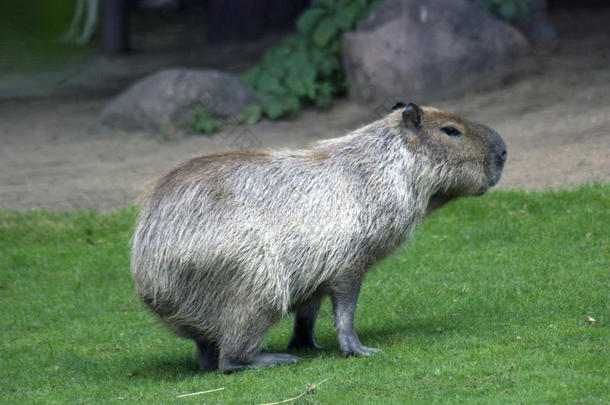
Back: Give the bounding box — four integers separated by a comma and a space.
0, 184, 608, 404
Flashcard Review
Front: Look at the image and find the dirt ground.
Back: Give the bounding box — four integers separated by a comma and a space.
0, 7, 608, 211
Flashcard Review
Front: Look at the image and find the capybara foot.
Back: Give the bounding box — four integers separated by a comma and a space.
287, 336, 324, 350
219, 350, 299, 374
342, 344, 380, 357
252, 350, 299, 367
339, 334, 381, 357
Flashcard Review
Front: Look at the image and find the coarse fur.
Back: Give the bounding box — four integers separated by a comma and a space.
130, 103, 506, 373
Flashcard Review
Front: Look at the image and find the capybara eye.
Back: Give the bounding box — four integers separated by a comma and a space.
441, 127, 462, 136
441, 126, 462, 137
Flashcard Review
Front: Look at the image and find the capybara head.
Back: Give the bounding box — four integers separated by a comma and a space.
390, 102, 506, 198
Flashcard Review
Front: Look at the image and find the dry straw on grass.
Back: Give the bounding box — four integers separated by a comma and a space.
257, 378, 329, 405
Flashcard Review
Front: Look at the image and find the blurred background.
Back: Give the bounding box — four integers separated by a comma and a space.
0, 0, 608, 210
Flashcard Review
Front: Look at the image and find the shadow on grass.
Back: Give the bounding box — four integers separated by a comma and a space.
357, 316, 463, 347
116, 351, 202, 381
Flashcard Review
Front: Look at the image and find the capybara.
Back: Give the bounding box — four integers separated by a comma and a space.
131, 102, 506, 373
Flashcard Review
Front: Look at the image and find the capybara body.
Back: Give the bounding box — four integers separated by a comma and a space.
131, 103, 506, 373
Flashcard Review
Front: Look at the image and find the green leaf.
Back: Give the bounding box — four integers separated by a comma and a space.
319, 55, 340, 77
312, 0, 334, 9
190, 105, 222, 134
257, 74, 285, 95
296, 8, 326, 35
499, 1, 517, 18
285, 73, 307, 96
282, 95, 300, 114
328, 37, 342, 54
334, 3, 360, 30
309, 46, 326, 66
241, 65, 260, 86
263, 96, 287, 119
192, 118, 221, 134
243, 104, 263, 125
314, 82, 334, 107
516, 0, 529, 16
313, 17, 338, 47
337, 0, 352, 9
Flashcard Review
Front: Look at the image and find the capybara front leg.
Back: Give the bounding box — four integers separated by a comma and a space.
196, 341, 219, 372
330, 273, 380, 357
288, 297, 323, 350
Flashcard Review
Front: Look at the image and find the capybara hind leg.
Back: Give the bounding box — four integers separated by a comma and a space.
288, 297, 323, 350
218, 342, 261, 374
218, 308, 296, 373
196, 341, 219, 371
218, 316, 270, 373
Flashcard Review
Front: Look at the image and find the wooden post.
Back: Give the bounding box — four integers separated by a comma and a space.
205, 0, 310, 44
102, 0, 129, 54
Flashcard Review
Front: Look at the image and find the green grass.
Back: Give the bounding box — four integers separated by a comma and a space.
1, 184, 608, 404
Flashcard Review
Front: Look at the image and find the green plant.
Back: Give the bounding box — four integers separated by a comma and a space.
481, 0, 529, 19
190, 105, 222, 135
157, 122, 176, 141
243, 0, 379, 122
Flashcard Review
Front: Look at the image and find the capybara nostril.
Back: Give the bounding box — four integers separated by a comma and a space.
500, 150, 507, 162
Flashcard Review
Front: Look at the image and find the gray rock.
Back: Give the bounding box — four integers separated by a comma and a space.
467, 0, 558, 51
97, 69, 259, 131
342, 0, 533, 104
505, 0, 558, 51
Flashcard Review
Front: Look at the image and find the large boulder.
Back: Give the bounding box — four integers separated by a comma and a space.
465, 0, 558, 51
97, 69, 259, 131
500, 0, 558, 51
342, 0, 533, 104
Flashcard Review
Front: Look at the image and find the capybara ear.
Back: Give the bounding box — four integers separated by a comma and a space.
391, 100, 406, 111
402, 102, 423, 132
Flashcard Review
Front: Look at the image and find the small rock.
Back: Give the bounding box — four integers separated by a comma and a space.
96, 69, 259, 132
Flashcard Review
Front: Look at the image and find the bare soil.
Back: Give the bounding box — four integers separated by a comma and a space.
0, 8, 608, 211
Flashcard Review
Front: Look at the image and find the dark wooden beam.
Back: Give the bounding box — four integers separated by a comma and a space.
102, 0, 130, 54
